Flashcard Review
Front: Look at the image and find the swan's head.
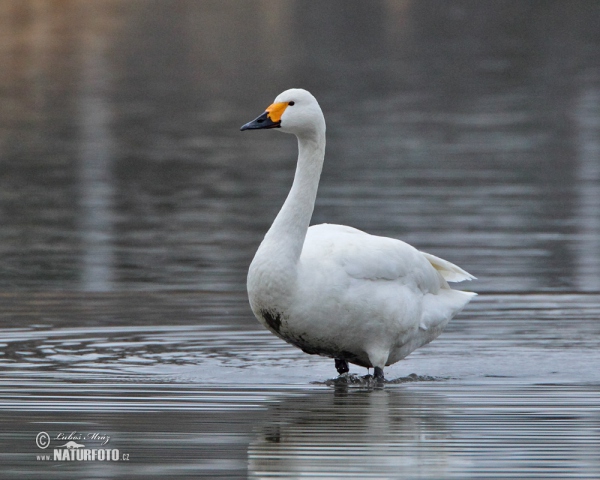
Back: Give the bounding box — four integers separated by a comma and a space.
240, 88, 325, 137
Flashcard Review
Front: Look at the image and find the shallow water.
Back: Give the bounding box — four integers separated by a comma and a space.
2, 292, 600, 479
1, 1, 600, 478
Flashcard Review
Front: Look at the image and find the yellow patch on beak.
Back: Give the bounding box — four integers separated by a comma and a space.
265, 102, 288, 123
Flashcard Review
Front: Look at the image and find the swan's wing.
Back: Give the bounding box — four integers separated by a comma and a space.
303, 224, 444, 292
301, 224, 475, 342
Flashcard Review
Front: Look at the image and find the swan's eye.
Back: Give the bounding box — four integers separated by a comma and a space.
288, 101, 295, 106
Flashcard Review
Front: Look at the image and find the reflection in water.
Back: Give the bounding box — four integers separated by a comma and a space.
248, 383, 600, 479
249, 387, 454, 479
77, 3, 115, 291
574, 84, 600, 291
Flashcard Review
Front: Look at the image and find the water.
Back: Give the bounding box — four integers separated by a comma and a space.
1, 292, 600, 478
1, 1, 600, 478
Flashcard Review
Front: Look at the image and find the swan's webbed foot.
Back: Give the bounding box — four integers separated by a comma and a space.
373, 366, 384, 380
335, 358, 349, 375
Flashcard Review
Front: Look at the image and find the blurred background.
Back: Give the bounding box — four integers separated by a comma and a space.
1, 0, 599, 294
2, 3, 600, 479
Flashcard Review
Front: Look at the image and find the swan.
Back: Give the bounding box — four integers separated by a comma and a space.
241, 88, 475, 379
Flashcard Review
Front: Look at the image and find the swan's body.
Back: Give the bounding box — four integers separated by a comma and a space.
241, 89, 475, 379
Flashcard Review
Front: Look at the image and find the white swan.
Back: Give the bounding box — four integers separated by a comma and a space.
241, 89, 475, 379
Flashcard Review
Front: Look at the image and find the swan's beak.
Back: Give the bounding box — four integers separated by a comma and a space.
240, 111, 280, 131
240, 102, 287, 131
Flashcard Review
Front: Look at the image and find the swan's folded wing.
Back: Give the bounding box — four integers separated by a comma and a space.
304, 224, 444, 291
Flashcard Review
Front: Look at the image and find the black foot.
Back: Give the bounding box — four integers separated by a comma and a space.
373, 366, 384, 380
335, 358, 349, 375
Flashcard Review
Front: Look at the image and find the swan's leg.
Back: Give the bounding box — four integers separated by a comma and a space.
367, 348, 387, 380
335, 358, 349, 374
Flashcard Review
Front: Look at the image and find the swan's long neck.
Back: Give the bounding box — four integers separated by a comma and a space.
247, 112, 326, 314
262, 131, 325, 265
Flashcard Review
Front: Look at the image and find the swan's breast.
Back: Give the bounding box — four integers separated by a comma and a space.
258, 308, 283, 334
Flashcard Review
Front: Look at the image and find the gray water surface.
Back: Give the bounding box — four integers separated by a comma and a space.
1, 292, 600, 478
1, 1, 600, 478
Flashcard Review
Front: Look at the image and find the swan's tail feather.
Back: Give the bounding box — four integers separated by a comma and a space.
421, 252, 476, 283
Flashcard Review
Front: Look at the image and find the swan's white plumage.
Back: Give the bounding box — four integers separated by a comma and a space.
242, 88, 475, 376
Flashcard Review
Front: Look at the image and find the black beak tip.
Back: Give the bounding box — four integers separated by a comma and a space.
240, 111, 280, 132
240, 118, 258, 131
